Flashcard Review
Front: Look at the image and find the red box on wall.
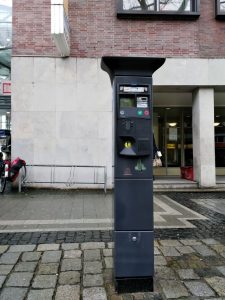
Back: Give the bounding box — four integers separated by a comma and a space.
180, 166, 194, 181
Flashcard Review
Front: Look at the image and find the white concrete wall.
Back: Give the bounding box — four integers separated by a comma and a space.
11, 57, 225, 188
11, 57, 113, 188
192, 88, 216, 187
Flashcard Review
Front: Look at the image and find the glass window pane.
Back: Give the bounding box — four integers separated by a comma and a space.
159, 0, 191, 12
0, 1, 12, 22
0, 23, 12, 48
220, 0, 225, 12
122, 0, 154, 11
215, 108, 225, 167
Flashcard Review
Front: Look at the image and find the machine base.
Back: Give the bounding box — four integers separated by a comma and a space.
115, 277, 154, 293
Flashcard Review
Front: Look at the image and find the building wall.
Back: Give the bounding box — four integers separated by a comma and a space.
11, 0, 225, 187
11, 57, 113, 187
11, 57, 225, 187
13, 0, 225, 58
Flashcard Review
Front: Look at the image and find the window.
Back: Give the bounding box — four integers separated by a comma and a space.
216, 0, 225, 19
117, 0, 200, 19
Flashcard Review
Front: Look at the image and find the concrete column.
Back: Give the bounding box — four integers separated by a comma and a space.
192, 88, 216, 187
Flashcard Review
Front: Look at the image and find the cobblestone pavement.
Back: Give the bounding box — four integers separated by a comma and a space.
0, 192, 225, 299
0, 239, 225, 299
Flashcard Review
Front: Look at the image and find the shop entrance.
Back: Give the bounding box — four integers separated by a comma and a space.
153, 107, 193, 176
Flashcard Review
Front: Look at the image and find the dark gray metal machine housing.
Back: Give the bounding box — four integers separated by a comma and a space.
101, 56, 165, 292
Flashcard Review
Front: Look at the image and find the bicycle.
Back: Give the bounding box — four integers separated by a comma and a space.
0, 157, 26, 194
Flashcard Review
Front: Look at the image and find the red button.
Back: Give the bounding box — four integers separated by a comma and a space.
144, 110, 149, 116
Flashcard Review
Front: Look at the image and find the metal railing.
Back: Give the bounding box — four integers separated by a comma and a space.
19, 164, 107, 193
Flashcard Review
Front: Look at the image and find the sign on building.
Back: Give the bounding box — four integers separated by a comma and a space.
0, 81, 11, 96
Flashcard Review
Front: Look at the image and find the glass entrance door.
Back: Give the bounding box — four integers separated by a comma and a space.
153, 107, 193, 176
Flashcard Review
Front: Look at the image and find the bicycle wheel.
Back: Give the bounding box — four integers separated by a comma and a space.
0, 176, 7, 193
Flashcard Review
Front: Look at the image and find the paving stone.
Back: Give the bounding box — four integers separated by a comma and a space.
154, 247, 161, 255
41, 250, 62, 263
0, 252, 21, 265
0, 246, 8, 255
37, 263, 59, 275
184, 281, 215, 297
177, 269, 200, 280
0, 276, 6, 288
21, 252, 41, 262
154, 266, 176, 279
122, 295, 134, 300
193, 245, 217, 256
58, 271, 80, 285
37, 243, 59, 251
61, 243, 79, 250
205, 277, 225, 296
84, 249, 101, 261
55, 285, 80, 300
103, 268, 113, 284
195, 267, 222, 278
14, 262, 37, 272
202, 239, 221, 245
154, 241, 160, 247
32, 274, 57, 289
64, 250, 82, 259
104, 257, 113, 268
0, 264, 14, 275
61, 259, 82, 271
211, 244, 225, 254
176, 246, 195, 254
7, 245, 36, 252
107, 242, 114, 249
155, 256, 167, 266
216, 266, 225, 276
83, 287, 107, 300
0, 287, 28, 300
103, 249, 113, 257
84, 261, 102, 274
180, 239, 202, 246
83, 274, 104, 287
204, 256, 225, 267
6, 272, 33, 287
159, 280, 189, 298
110, 295, 123, 300
159, 246, 181, 257
143, 293, 160, 300
27, 289, 54, 300
160, 240, 182, 247
81, 242, 105, 250
203, 298, 222, 300
176, 254, 207, 269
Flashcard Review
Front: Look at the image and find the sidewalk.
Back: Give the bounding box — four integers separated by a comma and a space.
0, 239, 225, 300
0, 190, 225, 299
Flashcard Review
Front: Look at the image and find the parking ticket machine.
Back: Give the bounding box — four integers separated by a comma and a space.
101, 56, 165, 292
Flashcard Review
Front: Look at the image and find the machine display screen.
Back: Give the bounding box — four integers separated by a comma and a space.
120, 97, 135, 108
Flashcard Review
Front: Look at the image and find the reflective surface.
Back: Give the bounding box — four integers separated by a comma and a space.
153, 107, 193, 174
123, 0, 154, 11
159, 0, 191, 11
0, 0, 12, 81
220, 0, 225, 11
122, 0, 191, 11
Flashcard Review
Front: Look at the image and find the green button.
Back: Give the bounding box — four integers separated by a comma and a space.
137, 110, 143, 116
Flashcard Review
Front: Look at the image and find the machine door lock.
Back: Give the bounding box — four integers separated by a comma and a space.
129, 233, 141, 243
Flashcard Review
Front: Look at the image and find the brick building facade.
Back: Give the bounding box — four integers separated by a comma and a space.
13, 0, 225, 58
11, 0, 225, 188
